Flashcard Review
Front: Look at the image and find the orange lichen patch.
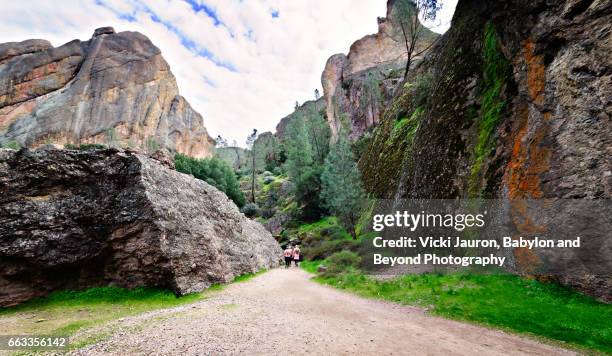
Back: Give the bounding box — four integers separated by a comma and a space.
514, 246, 541, 274
505, 40, 552, 200
506, 109, 551, 200
505, 109, 551, 271
511, 201, 548, 234
524, 39, 546, 105
503, 40, 553, 274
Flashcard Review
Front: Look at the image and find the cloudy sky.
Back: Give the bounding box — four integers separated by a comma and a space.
0, 0, 456, 145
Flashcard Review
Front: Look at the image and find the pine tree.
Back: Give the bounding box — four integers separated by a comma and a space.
305, 105, 330, 165
246, 129, 259, 203
284, 115, 313, 182
321, 130, 365, 239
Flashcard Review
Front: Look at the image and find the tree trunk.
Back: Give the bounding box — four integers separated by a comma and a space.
403, 58, 411, 79
349, 215, 357, 240
251, 152, 256, 203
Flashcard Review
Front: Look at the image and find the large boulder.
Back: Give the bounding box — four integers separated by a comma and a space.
0, 27, 215, 158
0, 148, 281, 306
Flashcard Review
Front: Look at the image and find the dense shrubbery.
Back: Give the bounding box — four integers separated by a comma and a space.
64, 143, 107, 150
321, 251, 362, 276
241, 202, 260, 217
175, 153, 245, 207
1, 140, 21, 149
295, 217, 361, 261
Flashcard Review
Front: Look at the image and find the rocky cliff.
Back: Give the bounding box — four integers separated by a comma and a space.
0, 147, 280, 306
359, 0, 611, 300
0, 27, 215, 158
216, 146, 250, 171
321, 0, 437, 140
274, 98, 326, 140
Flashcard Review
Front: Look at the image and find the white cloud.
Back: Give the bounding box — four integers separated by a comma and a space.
0, 0, 456, 146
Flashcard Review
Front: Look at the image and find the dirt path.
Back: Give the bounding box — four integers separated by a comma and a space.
72, 268, 573, 355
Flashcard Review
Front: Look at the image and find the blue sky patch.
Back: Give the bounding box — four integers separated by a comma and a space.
96, 0, 236, 72
184, 0, 223, 26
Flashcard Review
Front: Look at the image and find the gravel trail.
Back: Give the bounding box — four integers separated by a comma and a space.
72, 268, 574, 355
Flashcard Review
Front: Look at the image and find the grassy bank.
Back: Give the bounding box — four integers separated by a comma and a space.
302, 260, 612, 353
0, 270, 266, 350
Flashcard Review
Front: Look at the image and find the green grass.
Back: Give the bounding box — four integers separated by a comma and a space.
0, 269, 268, 350
295, 218, 362, 261
300, 260, 324, 274
296, 217, 352, 240
304, 267, 612, 353
232, 269, 268, 283
0, 287, 205, 317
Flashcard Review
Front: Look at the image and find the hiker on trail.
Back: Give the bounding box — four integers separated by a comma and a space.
292, 246, 301, 267
283, 246, 293, 268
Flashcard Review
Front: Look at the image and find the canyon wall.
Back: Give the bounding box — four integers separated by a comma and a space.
358, 0, 611, 300
0, 27, 214, 158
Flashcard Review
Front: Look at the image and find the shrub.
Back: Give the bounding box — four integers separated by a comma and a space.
303, 239, 360, 261
79, 143, 107, 151
241, 202, 260, 218
323, 251, 362, 276
64, 143, 107, 151
2, 140, 21, 149
262, 176, 275, 184
261, 207, 276, 219
146, 137, 160, 153
175, 153, 246, 207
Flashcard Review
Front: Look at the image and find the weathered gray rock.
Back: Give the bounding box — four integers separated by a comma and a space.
274, 98, 326, 140
0, 27, 215, 158
0, 39, 52, 64
0, 148, 281, 306
216, 146, 249, 171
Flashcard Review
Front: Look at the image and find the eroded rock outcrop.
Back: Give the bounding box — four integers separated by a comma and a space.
0, 27, 215, 158
359, 0, 611, 300
274, 98, 326, 140
322, 0, 437, 140
0, 148, 281, 306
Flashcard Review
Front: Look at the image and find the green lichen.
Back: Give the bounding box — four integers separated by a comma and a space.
469, 22, 510, 197
390, 107, 423, 145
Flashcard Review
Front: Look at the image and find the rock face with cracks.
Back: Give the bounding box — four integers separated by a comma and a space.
358, 0, 611, 301
0, 148, 281, 306
0, 27, 214, 158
